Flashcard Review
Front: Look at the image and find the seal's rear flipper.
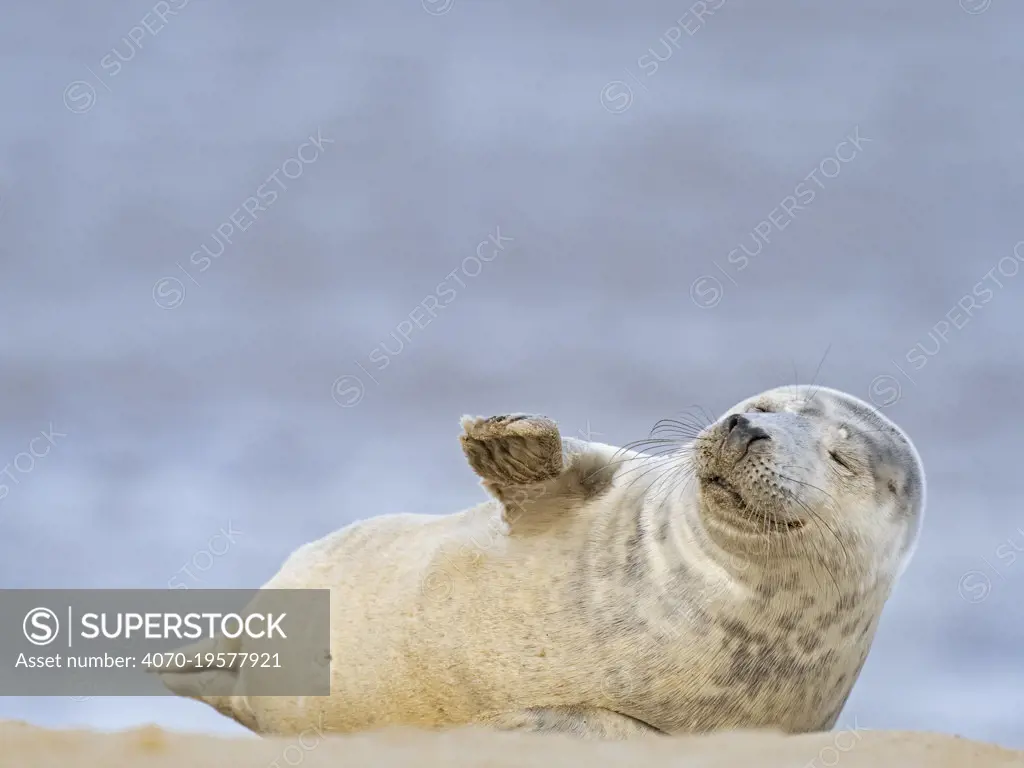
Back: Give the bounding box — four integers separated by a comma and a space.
153, 634, 262, 733
157, 669, 261, 732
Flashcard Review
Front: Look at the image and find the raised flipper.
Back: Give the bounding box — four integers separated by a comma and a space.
459, 414, 564, 488
459, 413, 645, 530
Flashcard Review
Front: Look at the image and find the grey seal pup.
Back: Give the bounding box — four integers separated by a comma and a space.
159, 384, 925, 739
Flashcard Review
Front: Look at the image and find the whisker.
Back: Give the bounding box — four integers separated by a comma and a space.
620, 454, 684, 494
619, 438, 687, 452
583, 451, 674, 484
806, 344, 832, 401
650, 424, 705, 441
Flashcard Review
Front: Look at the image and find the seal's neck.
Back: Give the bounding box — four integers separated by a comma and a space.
655, 477, 887, 602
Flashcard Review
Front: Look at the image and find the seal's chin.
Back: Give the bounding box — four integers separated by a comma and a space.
703, 475, 747, 509
701, 476, 805, 532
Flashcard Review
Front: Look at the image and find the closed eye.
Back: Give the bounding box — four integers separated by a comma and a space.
749, 405, 770, 413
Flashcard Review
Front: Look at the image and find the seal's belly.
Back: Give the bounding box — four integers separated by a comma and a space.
374, 507, 600, 724
257, 504, 593, 732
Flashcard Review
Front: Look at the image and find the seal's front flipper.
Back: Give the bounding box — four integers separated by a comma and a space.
459, 413, 574, 529
474, 705, 662, 740
458, 413, 630, 530
459, 414, 563, 487
460, 415, 565, 487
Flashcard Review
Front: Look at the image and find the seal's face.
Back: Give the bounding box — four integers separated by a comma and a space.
694, 385, 925, 574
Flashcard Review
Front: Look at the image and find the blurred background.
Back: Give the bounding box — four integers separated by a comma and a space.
1, 0, 1022, 748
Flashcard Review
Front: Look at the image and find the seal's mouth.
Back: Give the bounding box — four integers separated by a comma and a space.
702, 475, 805, 532
705, 475, 745, 506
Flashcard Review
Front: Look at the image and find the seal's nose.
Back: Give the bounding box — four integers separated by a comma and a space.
724, 414, 770, 457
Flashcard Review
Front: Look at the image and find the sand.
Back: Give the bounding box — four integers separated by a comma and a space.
0, 722, 1021, 767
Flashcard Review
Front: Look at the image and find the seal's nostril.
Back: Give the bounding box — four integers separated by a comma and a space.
723, 414, 769, 462
725, 414, 747, 433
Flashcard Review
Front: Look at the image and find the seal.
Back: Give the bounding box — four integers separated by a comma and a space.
158, 385, 925, 739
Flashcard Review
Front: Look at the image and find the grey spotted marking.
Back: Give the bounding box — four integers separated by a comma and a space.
623, 510, 647, 582
780, 572, 801, 591
796, 632, 822, 653
756, 581, 778, 600
857, 618, 876, 640
816, 698, 848, 730
717, 619, 812, 681
814, 610, 842, 630
776, 612, 803, 631
840, 618, 860, 637
649, 490, 682, 550
656, 519, 670, 543
719, 617, 759, 645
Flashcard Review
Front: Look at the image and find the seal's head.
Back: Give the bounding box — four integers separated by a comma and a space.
693, 385, 925, 582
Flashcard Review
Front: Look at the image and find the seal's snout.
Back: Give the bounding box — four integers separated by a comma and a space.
723, 414, 770, 464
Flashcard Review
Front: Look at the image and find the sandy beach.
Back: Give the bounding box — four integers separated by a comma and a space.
1, 722, 1021, 768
